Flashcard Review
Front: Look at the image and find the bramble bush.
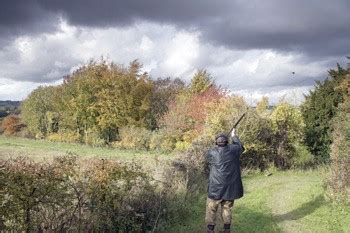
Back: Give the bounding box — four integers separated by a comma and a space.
326, 74, 350, 203
0, 155, 197, 232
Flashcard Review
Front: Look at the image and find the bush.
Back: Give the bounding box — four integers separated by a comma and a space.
326, 75, 350, 203
83, 128, 105, 146
15, 127, 32, 138
0, 155, 195, 232
175, 141, 191, 151
0, 115, 26, 136
148, 128, 178, 151
47, 131, 81, 143
291, 143, 314, 168
240, 143, 274, 171
112, 126, 151, 150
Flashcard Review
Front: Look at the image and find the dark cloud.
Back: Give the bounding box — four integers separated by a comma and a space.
0, 0, 59, 46
200, 0, 350, 57
2, 0, 349, 58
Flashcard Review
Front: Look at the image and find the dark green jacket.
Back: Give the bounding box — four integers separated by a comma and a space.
205, 136, 244, 200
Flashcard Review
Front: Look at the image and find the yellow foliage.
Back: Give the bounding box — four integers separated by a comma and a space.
47, 132, 81, 143
204, 96, 247, 136
175, 141, 192, 151
270, 102, 304, 141
112, 126, 151, 150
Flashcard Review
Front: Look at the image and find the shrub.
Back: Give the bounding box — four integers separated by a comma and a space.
291, 143, 314, 168
83, 128, 105, 146
15, 127, 32, 138
240, 143, 274, 171
175, 141, 191, 151
0, 155, 199, 232
0, 115, 26, 136
270, 102, 305, 168
148, 128, 178, 151
326, 74, 350, 203
47, 131, 81, 143
112, 126, 151, 150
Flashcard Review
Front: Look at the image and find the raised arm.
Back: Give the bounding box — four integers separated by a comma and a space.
230, 128, 245, 153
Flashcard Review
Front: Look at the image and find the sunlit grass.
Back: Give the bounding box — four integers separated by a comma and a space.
170, 170, 350, 233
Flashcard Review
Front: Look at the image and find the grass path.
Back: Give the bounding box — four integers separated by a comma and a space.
171, 171, 350, 233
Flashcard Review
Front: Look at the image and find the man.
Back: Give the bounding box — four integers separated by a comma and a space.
205, 128, 244, 233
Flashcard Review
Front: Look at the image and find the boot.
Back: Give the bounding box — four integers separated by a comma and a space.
207, 224, 215, 233
223, 224, 231, 233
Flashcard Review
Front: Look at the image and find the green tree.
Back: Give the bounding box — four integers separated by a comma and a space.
21, 86, 60, 137
189, 69, 213, 95
302, 64, 348, 162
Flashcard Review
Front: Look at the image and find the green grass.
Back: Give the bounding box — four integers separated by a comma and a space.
0, 135, 173, 161
171, 170, 350, 233
1, 136, 349, 232
0, 135, 176, 179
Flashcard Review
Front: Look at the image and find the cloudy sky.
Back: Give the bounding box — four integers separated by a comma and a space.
1, 0, 349, 104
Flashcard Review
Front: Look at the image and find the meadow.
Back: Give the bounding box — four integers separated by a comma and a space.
1, 136, 349, 232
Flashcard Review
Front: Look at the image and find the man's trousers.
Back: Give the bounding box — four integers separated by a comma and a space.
205, 197, 234, 225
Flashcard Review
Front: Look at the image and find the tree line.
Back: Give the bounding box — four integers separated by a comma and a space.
0, 60, 345, 165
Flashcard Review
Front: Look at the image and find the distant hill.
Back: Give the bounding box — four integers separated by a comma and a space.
0, 100, 21, 117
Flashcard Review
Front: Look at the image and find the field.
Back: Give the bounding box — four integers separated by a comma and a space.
0, 135, 173, 161
1, 136, 349, 232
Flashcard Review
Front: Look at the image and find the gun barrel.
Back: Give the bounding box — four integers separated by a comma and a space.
227, 112, 246, 137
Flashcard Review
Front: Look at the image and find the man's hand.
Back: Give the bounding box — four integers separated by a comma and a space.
231, 128, 236, 137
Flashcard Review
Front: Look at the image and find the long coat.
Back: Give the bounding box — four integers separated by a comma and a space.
205, 136, 244, 200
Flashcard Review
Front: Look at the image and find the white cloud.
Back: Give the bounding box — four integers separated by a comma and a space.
161, 32, 200, 77
232, 86, 312, 106
0, 78, 63, 101
0, 19, 336, 104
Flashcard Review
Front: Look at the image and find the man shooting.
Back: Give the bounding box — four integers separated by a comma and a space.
205, 128, 245, 233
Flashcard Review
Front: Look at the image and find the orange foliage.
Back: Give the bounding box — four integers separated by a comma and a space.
161, 86, 225, 139
1, 115, 25, 136
187, 87, 224, 130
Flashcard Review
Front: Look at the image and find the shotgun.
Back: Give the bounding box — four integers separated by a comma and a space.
227, 112, 246, 137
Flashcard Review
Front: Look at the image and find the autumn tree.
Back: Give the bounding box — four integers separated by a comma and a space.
160, 71, 225, 149
21, 60, 154, 144
149, 77, 185, 129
